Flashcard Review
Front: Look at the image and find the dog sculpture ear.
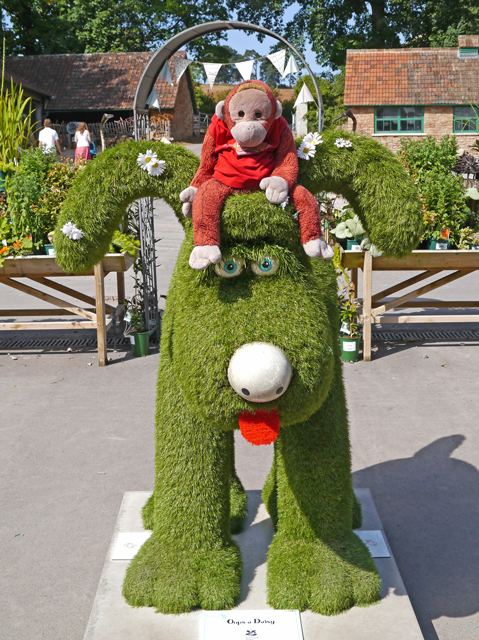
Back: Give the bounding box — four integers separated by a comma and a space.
275, 100, 283, 119
215, 101, 225, 120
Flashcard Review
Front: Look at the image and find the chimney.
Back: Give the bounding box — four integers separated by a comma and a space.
458, 35, 479, 58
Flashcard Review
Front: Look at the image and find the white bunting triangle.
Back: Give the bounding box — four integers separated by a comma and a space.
282, 55, 300, 78
203, 62, 223, 89
235, 60, 255, 81
146, 87, 159, 108
174, 57, 192, 83
293, 83, 316, 109
267, 49, 286, 76
158, 62, 173, 86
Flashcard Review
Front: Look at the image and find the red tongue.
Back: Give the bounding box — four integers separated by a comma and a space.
239, 409, 280, 446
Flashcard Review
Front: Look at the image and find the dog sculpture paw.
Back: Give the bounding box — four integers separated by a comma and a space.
123, 535, 242, 613
267, 533, 381, 615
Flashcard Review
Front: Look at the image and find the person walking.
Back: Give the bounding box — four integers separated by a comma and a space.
74, 123, 92, 162
38, 119, 61, 155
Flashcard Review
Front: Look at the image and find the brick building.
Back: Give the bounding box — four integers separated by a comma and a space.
343, 35, 479, 154
5, 51, 197, 142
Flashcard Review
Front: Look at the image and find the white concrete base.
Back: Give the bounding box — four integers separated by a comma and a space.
84, 489, 424, 640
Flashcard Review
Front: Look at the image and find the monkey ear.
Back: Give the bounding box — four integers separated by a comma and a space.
274, 100, 283, 119
215, 101, 225, 120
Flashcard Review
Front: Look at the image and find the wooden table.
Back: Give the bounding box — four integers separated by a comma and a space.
341, 249, 479, 361
0, 252, 134, 365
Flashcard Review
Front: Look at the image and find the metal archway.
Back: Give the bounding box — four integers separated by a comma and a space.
133, 20, 323, 131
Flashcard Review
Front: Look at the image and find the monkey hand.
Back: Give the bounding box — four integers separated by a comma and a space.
179, 186, 198, 218
189, 245, 222, 270
260, 177, 289, 205
303, 238, 334, 260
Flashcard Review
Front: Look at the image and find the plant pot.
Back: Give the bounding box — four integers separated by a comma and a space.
428, 239, 451, 250
0, 170, 6, 192
340, 336, 360, 362
346, 237, 362, 251
130, 330, 150, 357
43, 244, 56, 257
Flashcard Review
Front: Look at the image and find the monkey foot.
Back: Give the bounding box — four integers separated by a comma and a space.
189, 245, 222, 270
303, 238, 334, 260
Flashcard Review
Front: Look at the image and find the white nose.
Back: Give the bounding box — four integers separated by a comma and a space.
228, 342, 292, 403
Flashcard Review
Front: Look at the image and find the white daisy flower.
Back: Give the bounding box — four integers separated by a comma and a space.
334, 137, 352, 148
61, 221, 84, 240
303, 132, 323, 146
137, 150, 157, 170
147, 159, 166, 176
297, 141, 316, 160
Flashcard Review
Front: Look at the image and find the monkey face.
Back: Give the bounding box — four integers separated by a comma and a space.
228, 88, 274, 147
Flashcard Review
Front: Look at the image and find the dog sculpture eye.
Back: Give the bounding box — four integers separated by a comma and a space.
251, 257, 279, 276
214, 257, 245, 278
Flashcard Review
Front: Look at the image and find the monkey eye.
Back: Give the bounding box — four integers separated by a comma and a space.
238, 110, 245, 117
255, 111, 262, 118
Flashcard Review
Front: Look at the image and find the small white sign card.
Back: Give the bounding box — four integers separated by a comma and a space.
202, 610, 303, 640
111, 531, 152, 560
354, 530, 390, 558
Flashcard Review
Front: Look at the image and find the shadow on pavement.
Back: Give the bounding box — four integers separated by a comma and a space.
354, 435, 479, 640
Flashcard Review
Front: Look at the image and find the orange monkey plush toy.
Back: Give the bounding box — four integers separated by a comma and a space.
180, 80, 334, 270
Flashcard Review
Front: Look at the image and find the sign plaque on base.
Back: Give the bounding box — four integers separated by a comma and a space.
354, 530, 390, 558
111, 531, 152, 560
201, 610, 303, 640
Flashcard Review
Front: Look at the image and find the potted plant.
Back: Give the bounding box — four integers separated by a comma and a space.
330, 208, 382, 256
44, 231, 56, 256
124, 294, 150, 357
330, 210, 364, 250
333, 253, 361, 362
339, 296, 360, 362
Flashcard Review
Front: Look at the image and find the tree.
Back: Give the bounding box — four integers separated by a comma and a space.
293, 72, 346, 131
1, 0, 232, 56
1, 0, 74, 55
286, 0, 479, 70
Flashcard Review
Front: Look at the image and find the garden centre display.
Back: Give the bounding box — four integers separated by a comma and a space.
55, 122, 423, 615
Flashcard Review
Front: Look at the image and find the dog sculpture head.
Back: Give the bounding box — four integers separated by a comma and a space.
162, 191, 338, 443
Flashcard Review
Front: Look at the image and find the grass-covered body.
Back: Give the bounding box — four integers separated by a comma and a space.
55, 131, 422, 615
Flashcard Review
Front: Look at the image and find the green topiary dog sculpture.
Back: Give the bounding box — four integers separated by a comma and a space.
55, 130, 422, 615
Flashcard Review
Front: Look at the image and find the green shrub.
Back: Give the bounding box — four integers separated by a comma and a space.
30, 159, 83, 241
400, 135, 468, 244
6, 147, 58, 241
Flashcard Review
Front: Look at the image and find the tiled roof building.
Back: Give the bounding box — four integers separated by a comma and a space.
343, 36, 479, 154
5, 51, 197, 141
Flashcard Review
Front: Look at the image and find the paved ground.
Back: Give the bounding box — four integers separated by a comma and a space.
2, 142, 479, 640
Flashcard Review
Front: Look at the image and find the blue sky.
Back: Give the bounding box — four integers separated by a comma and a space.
219, 3, 327, 76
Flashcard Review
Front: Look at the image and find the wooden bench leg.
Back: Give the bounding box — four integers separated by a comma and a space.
362, 252, 372, 362
117, 271, 125, 304
94, 263, 108, 366
350, 267, 358, 300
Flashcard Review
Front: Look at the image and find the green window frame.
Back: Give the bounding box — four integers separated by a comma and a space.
375, 107, 424, 133
453, 105, 479, 133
